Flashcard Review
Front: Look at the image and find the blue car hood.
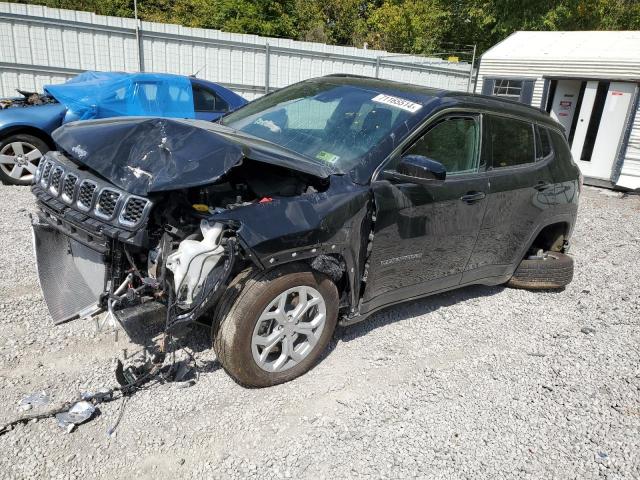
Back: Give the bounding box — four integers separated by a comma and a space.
0, 103, 66, 134
52, 117, 338, 196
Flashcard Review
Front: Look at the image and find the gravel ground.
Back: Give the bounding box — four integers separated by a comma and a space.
0, 184, 638, 480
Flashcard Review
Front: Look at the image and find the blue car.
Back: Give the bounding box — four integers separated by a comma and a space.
0, 72, 247, 185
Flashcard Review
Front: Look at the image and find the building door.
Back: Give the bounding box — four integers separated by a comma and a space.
584, 82, 637, 180
570, 81, 601, 170
548, 79, 637, 182
549, 80, 582, 135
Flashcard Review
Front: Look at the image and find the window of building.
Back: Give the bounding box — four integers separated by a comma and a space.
493, 79, 523, 99
482, 78, 535, 105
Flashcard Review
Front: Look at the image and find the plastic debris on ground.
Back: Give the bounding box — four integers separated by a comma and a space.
55, 401, 97, 433
18, 391, 50, 411
1, 336, 199, 437
81, 388, 114, 403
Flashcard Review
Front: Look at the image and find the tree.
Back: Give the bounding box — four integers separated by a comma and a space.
364, 0, 451, 53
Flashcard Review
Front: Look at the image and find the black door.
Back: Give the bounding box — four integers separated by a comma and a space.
464, 114, 557, 284
361, 114, 489, 315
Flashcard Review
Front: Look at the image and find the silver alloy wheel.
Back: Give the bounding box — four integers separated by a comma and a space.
0, 141, 42, 181
251, 285, 327, 373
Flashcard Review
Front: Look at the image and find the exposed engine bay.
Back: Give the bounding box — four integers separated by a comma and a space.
31, 146, 335, 329
30, 115, 372, 342
0, 90, 58, 109
126, 159, 328, 327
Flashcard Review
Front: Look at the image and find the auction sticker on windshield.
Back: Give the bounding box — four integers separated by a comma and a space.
316, 151, 340, 164
372, 94, 422, 113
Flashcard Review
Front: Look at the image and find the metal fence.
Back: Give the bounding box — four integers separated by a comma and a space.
0, 2, 473, 100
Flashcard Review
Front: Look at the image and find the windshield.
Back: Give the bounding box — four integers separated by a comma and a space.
222, 81, 417, 172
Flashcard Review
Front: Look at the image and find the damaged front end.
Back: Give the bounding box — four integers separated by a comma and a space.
31, 150, 239, 329
31, 117, 366, 331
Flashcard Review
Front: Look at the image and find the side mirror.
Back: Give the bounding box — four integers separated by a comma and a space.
385, 154, 446, 185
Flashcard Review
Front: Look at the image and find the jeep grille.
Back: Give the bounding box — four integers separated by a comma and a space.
77, 181, 97, 210
61, 174, 78, 202
96, 189, 120, 218
40, 161, 53, 187
120, 197, 149, 226
49, 167, 64, 194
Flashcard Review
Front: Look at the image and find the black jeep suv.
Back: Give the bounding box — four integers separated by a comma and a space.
31, 75, 580, 387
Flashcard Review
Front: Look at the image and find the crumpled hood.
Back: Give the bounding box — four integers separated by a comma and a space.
52, 117, 337, 196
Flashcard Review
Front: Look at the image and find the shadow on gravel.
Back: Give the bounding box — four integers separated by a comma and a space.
117, 303, 223, 374
115, 282, 558, 374
338, 284, 506, 343
118, 303, 210, 348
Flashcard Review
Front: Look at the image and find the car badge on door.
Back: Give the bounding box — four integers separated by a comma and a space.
380, 253, 423, 266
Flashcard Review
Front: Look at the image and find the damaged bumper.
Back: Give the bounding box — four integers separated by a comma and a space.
30, 151, 241, 328
31, 208, 237, 329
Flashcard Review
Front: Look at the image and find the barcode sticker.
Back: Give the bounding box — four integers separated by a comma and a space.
372, 94, 422, 113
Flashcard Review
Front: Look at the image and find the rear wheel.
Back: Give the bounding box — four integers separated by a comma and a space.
507, 250, 574, 290
213, 264, 338, 387
0, 134, 49, 186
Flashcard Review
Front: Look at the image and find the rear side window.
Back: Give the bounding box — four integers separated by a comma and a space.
548, 129, 574, 167
487, 115, 535, 168
535, 126, 553, 160
192, 85, 229, 112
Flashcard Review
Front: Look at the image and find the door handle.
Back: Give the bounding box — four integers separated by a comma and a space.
460, 191, 486, 204
534, 181, 552, 191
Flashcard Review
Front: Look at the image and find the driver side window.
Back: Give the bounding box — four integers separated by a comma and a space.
405, 116, 480, 175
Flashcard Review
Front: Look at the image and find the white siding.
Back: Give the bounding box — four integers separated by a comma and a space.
476, 31, 640, 190
618, 105, 640, 189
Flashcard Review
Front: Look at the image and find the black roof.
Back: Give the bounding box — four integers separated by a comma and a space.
320, 74, 557, 128
320, 73, 443, 99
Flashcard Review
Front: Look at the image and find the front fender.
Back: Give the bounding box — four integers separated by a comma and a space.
0, 103, 66, 136
210, 175, 372, 310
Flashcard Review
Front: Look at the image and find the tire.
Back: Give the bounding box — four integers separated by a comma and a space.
213, 264, 339, 388
507, 251, 574, 290
0, 133, 49, 186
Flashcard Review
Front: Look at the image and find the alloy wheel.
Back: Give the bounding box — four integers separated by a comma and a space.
0, 141, 43, 182
251, 285, 327, 373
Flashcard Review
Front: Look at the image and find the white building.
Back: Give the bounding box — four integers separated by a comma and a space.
476, 31, 640, 190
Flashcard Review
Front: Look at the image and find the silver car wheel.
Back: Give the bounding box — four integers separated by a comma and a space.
251, 285, 327, 373
0, 141, 42, 181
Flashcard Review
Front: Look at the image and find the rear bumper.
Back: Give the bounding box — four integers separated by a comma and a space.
32, 215, 107, 324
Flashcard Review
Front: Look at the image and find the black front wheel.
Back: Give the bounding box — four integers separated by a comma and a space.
213, 264, 339, 388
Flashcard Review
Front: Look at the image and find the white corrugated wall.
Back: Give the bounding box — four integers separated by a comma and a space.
0, 2, 471, 102
618, 104, 640, 188
476, 57, 640, 189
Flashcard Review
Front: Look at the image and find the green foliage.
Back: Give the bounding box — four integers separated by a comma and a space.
364, 0, 452, 53
18, 0, 640, 56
